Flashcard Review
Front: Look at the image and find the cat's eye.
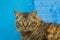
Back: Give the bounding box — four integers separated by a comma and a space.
20, 22, 23, 25
17, 22, 23, 27
28, 21, 31, 25
32, 23, 35, 26
29, 22, 37, 27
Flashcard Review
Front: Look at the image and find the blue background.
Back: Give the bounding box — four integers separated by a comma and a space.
0, 0, 60, 40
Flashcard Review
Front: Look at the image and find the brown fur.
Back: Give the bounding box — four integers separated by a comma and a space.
14, 10, 60, 40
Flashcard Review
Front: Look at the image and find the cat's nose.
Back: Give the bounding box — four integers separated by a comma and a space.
24, 23, 27, 28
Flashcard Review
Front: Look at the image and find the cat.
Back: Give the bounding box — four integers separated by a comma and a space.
14, 10, 60, 40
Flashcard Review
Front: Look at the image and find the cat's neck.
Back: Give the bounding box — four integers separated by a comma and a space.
20, 28, 39, 40
20, 31, 33, 37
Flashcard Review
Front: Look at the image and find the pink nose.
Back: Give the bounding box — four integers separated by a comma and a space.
24, 23, 27, 28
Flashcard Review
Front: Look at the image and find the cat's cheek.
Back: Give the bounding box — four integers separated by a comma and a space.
16, 25, 22, 31
16, 26, 20, 31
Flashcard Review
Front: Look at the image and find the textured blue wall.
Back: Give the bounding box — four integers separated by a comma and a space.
34, 0, 60, 24
0, 0, 60, 40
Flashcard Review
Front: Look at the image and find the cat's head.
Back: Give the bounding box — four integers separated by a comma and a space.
14, 10, 40, 32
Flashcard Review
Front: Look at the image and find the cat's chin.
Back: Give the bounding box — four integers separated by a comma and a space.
22, 29, 32, 32
23, 30, 30, 32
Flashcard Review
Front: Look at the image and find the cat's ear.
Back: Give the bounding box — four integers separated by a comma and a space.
32, 10, 37, 16
14, 10, 21, 16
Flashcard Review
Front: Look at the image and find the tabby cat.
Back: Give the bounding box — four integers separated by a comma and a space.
14, 10, 60, 40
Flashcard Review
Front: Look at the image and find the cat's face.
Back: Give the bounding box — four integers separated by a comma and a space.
14, 10, 39, 32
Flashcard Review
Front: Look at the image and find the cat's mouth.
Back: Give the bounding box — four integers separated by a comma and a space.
22, 27, 36, 32
21, 27, 36, 32
22, 29, 32, 32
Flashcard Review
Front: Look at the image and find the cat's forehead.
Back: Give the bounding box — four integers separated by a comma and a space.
21, 12, 31, 18
22, 12, 30, 16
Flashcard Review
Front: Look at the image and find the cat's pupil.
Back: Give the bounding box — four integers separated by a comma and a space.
29, 22, 36, 27
17, 22, 22, 27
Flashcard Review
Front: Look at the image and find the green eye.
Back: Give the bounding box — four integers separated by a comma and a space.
29, 21, 37, 27
19, 21, 23, 25
17, 22, 23, 27
28, 21, 31, 25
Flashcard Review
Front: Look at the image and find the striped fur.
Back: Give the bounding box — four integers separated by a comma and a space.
14, 10, 60, 40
